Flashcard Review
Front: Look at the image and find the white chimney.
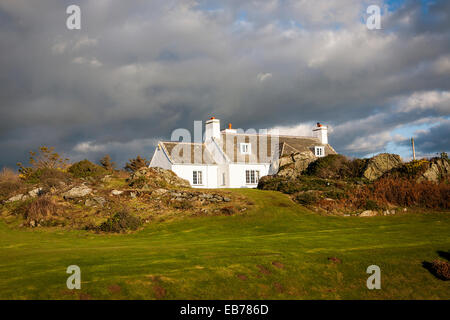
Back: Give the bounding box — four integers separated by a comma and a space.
205, 117, 221, 141
224, 123, 237, 134
312, 122, 328, 144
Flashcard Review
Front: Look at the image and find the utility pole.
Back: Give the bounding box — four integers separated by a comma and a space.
411, 137, 416, 161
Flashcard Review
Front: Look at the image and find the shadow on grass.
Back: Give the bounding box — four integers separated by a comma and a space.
422, 250, 450, 281
437, 250, 450, 261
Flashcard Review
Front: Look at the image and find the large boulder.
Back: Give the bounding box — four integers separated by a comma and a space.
362, 153, 402, 180
276, 152, 316, 178
128, 167, 190, 189
63, 185, 92, 199
417, 158, 450, 183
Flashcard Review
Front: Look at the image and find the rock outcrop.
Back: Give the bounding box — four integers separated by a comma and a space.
417, 158, 450, 183
276, 152, 316, 178
128, 167, 190, 189
362, 153, 402, 180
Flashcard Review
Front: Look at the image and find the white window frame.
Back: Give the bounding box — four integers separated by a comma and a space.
314, 146, 325, 157
245, 170, 260, 184
240, 143, 251, 155
193, 170, 203, 185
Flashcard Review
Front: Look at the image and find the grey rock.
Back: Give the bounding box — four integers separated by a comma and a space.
362, 153, 402, 180
6, 194, 28, 203
111, 190, 124, 196
28, 187, 43, 198
63, 185, 93, 199
359, 210, 377, 217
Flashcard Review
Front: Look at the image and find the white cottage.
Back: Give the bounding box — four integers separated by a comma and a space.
149, 118, 336, 188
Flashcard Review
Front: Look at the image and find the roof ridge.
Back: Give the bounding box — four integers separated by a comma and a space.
220, 132, 317, 139
160, 141, 205, 145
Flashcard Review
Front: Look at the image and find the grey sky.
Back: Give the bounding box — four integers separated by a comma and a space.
0, 0, 449, 168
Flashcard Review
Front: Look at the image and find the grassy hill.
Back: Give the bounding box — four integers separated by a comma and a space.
0, 189, 449, 299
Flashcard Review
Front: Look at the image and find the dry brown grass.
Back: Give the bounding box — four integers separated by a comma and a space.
24, 196, 59, 221
0, 167, 19, 182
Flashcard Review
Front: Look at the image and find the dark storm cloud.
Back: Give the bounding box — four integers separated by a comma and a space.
0, 0, 449, 168
399, 119, 450, 156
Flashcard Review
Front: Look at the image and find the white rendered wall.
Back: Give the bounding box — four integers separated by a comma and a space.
227, 163, 270, 188
172, 164, 218, 188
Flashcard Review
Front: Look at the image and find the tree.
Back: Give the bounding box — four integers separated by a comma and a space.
17, 146, 69, 178
124, 155, 149, 172
99, 154, 116, 171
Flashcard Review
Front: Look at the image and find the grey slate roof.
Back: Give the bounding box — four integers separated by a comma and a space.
159, 133, 337, 165
160, 142, 217, 164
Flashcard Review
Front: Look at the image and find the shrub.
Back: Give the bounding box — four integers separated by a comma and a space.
97, 210, 142, 233
220, 206, 238, 215
128, 176, 148, 189
99, 154, 116, 171
68, 160, 107, 178
305, 154, 359, 179
295, 192, 319, 205
364, 199, 379, 210
430, 260, 450, 280
25, 168, 72, 187
346, 177, 450, 209
17, 146, 69, 179
124, 156, 149, 173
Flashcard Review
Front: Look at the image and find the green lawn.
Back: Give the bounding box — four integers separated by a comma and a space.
0, 189, 449, 299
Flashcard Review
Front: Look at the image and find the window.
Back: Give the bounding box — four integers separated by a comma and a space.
245, 170, 260, 184
193, 171, 203, 185
240, 143, 251, 154
314, 146, 325, 157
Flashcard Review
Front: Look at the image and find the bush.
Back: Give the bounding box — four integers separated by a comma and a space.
99, 154, 116, 171
220, 206, 238, 215
124, 156, 149, 173
17, 146, 69, 179
305, 154, 363, 179
68, 160, 107, 178
295, 192, 319, 205
25, 168, 72, 187
430, 260, 450, 280
364, 199, 379, 210
347, 177, 450, 209
97, 210, 142, 233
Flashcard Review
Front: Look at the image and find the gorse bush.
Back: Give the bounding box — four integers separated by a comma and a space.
17, 146, 69, 179
99, 154, 116, 171
97, 210, 142, 233
305, 154, 366, 179
25, 168, 72, 187
124, 156, 149, 172
68, 160, 107, 178
295, 192, 319, 205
